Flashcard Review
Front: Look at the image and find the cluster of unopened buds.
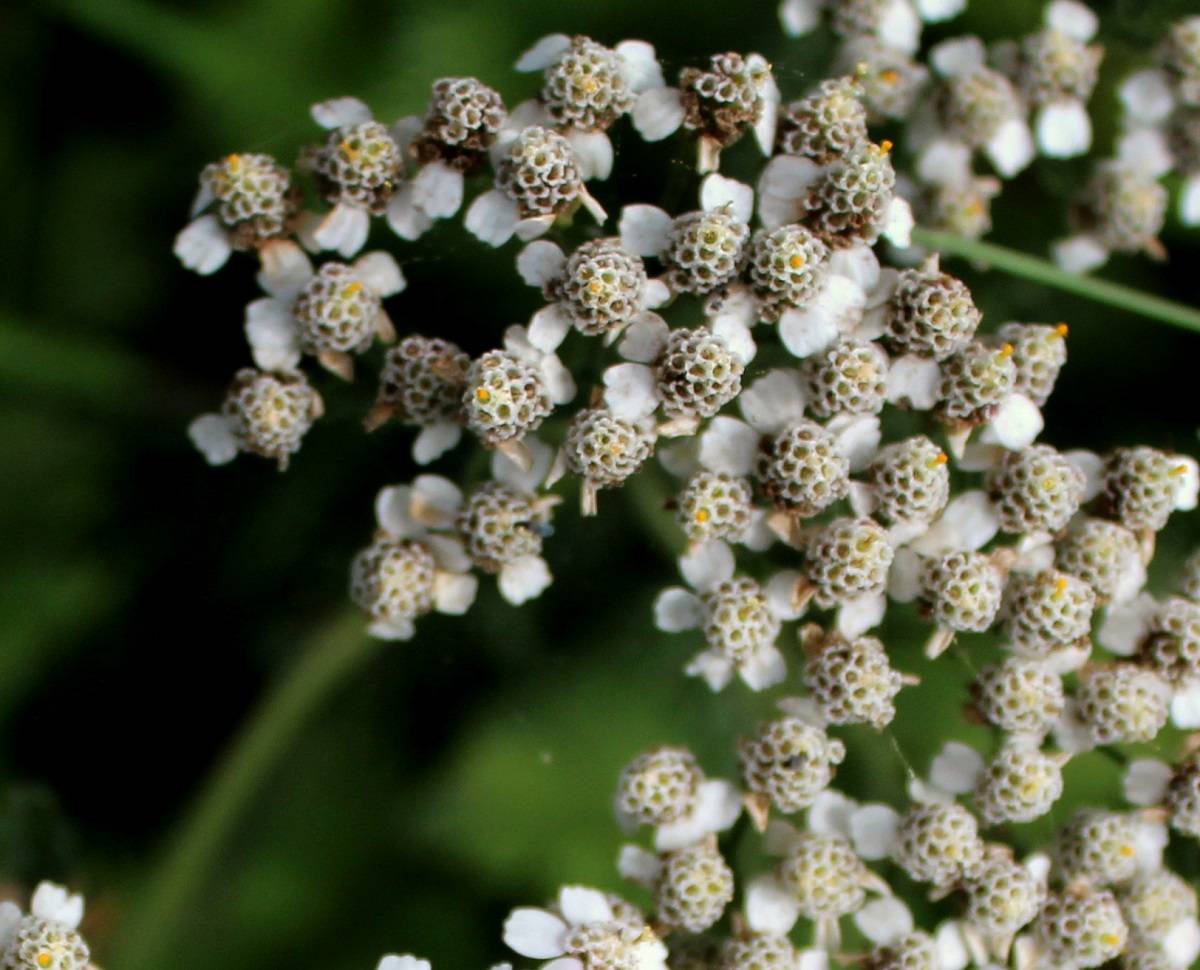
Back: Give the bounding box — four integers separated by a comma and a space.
154, 3, 1200, 970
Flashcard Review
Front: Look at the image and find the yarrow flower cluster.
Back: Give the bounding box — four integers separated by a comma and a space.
174, 8, 1200, 970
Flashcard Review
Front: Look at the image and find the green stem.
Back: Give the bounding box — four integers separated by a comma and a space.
912, 228, 1200, 335
111, 611, 380, 970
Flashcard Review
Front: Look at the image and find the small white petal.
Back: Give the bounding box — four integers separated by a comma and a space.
849, 482, 879, 518
1120, 69, 1176, 123
565, 129, 614, 181
878, 0, 921, 54
930, 741, 985, 794
434, 571, 478, 615
1123, 758, 1173, 806
173, 214, 232, 275
1134, 818, 1169, 874
1180, 174, 1200, 226
1097, 593, 1156, 656
930, 37, 986, 78
854, 897, 913, 946
1064, 449, 1104, 500
779, 0, 823, 35
917, 0, 965, 22
837, 593, 887, 637
528, 304, 573, 353
256, 240, 314, 300
829, 414, 882, 471
503, 908, 569, 959
498, 555, 552, 605
386, 185, 435, 241
655, 779, 742, 851
377, 957, 432, 970
390, 114, 423, 150
1172, 455, 1199, 510
710, 313, 757, 365
917, 138, 973, 187
1165, 918, 1200, 967
310, 96, 371, 129
412, 421, 461, 466
1052, 233, 1108, 273
744, 874, 803, 936
464, 189, 520, 247
888, 547, 923, 602
685, 649, 735, 691
617, 312, 670, 363
654, 588, 704, 632
541, 352, 576, 405
618, 843, 663, 885
978, 394, 1044, 450
368, 617, 415, 640
412, 474, 463, 523
700, 173, 755, 224
426, 535, 472, 576
643, 277, 671, 308
911, 490, 1000, 553
882, 197, 914, 248
886, 354, 941, 410
558, 886, 613, 926
188, 414, 238, 465
375, 485, 417, 538
1036, 100, 1092, 158
631, 87, 686, 141
779, 276, 866, 358
740, 645, 788, 691
798, 950, 829, 970
491, 437, 554, 492
757, 155, 821, 229
1118, 126, 1175, 178
766, 570, 807, 621
850, 804, 901, 860
777, 695, 824, 724
515, 214, 558, 242
353, 250, 405, 298
603, 362, 659, 420
1172, 680, 1200, 729
934, 922, 970, 970
245, 298, 301, 372
809, 789, 857, 839
699, 417, 760, 476
1046, 0, 1098, 40
31, 883, 84, 928
740, 369, 807, 434
189, 180, 215, 218
984, 118, 1035, 178
313, 202, 370, 258
515, 33, 572, 71
517, 240, 567, 288
0, 902, 20, 952
830, 245, 882, 292
615, 40, 664, 94
680, 539, 735, 592
411, 160, 464, 219
618, 204, 674, 257
754, 98, 779, 156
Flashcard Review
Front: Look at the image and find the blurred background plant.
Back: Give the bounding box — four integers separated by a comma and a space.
2, 0, 1200, 968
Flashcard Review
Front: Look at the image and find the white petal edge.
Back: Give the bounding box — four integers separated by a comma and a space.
654, 587, 704, 633
464, 189, 520, 247
502, 907, 569, 959
173, 215, 232, 275
744, 873, 803, 936
514, 33, 572, 72
517, 240, 567, 288
188, 414, 238, 465
631, 87, 686, 142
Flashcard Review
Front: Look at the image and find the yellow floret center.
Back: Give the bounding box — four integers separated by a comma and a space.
695, 508, 711, 523
789, 253, 806, 269
1055, 322, 1070, 337
476, 388, 491, 402
36, 952, 52, 969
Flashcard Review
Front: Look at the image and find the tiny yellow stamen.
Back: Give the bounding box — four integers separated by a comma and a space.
340, 139, 360, 159
1100, 934, 1121, 947
37, 955, 51, 969
880, 68, 900, 85
966, 199, 984, 216
582, 77, 599, 93
999, 342, 1014, 358
879, 139, 894, 154
929, 451, 949, 467
1055, 322, 1069, 337
789, 253, 806, 269
695, 508, 711, 523
1053, 576, 1068, 598
589, 280, 604, 294
1172, 463, 1190, 476
854, 62, 869, 79
1119, 844, 1135, 857
475, 388, 491, 402
341, 281, 364, 300
226, 153, 242, 171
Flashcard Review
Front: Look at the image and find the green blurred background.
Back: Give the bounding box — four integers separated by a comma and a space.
2, 0, 1200, 967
